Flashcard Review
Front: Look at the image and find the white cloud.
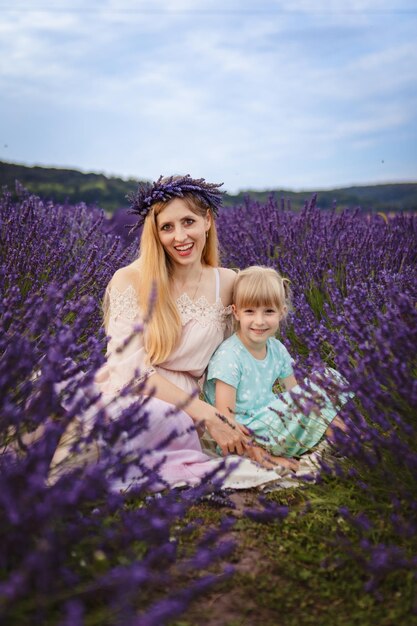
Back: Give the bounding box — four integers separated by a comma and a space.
0, 0, 416, 190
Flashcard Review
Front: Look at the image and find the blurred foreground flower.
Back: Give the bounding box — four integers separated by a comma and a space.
0, 187, 236, 625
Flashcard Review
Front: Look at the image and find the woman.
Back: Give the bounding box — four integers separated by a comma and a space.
95, 175, 287, 491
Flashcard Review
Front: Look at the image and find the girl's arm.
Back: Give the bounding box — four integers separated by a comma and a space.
214, 379, 253, 451
215, 380, 257, 457
280, 374, 298, 391
214, 380, 276, 465
215, 379, 237, 422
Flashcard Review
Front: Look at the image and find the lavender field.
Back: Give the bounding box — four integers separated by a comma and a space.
1, 186, 416, 625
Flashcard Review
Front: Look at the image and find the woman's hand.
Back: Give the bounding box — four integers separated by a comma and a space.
244, 443, 299, 472
204, 410, 250, 456
137, 372, 251, 455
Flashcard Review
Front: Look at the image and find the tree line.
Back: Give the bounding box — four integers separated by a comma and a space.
1, 160, 416, 213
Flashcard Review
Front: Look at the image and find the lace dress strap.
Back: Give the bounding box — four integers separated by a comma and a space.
214, 267, 220, 300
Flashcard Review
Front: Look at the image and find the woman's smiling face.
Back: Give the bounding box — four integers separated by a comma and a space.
156, 198, 211, 267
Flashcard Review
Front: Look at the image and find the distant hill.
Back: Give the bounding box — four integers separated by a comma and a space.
0, 161, 140, 212
1, 160, 416, 213
230, 184, 417, 213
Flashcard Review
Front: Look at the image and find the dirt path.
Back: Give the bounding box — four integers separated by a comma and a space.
181, 491, 274, 626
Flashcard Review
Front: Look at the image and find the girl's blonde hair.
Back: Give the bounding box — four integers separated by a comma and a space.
233, 266, 292, 323
132, 193, 219, 364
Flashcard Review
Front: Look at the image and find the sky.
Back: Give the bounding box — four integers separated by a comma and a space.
0, 0, 416, 194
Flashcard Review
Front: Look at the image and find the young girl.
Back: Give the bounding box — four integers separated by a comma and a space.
203, 266, 350, 470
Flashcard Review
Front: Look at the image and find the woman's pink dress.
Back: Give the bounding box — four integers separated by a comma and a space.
95, 268, 281, 491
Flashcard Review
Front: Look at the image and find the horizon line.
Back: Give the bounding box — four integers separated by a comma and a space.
1, 158, 416, 196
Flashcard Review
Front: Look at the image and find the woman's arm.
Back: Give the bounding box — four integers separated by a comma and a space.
142, 373, 249, 456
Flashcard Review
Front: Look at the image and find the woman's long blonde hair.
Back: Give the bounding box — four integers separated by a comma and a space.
133, 194, 219, 364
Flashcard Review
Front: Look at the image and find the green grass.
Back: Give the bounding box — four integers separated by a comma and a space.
172, 479, 417, 626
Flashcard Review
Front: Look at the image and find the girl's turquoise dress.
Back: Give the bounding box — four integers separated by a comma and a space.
203, 334, 351, 457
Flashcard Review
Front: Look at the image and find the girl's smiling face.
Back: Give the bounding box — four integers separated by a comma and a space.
156, 198, 211, 267
233, 304, 281, 354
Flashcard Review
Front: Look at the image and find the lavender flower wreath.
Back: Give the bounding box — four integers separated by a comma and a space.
128, 175, 224, 232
